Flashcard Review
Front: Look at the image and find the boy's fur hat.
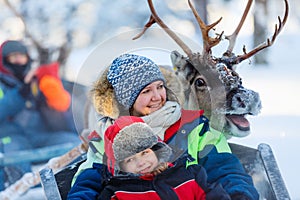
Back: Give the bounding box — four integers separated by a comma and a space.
104, 116, 172, 175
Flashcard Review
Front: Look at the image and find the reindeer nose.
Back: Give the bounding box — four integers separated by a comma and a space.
227, 88, 262, 115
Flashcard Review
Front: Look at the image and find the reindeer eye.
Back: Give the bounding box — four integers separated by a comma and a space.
194, 78, 206, 88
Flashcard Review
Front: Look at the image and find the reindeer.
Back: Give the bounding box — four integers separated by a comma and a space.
133, 0, 288, 138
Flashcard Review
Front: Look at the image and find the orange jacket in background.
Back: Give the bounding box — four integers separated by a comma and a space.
36, 62, 71, 112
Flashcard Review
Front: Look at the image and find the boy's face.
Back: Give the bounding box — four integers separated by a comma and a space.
120, 148, 159, 175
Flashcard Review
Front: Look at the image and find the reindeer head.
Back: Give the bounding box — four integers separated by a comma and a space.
134, 0, 288, 138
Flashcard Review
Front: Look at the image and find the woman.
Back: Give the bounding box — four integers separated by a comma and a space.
68, 54, 259, 200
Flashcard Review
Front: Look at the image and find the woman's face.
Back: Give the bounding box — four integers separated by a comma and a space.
132, 80, 166, 116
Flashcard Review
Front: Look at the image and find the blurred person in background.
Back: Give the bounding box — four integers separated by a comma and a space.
0, 40, 81, 190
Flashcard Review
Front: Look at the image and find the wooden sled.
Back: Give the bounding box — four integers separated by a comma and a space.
39, 142, 290, 200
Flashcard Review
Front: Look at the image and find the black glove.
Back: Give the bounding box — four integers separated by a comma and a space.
19, 83, 31, 98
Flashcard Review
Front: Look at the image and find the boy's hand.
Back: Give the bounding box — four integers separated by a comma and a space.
24, 67, 37, 84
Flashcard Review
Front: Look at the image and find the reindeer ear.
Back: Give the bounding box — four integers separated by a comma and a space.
170, 51, 188, 71
170, 51, 195, 82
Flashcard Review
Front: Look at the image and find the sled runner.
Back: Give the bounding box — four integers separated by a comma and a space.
39, 142, 290, 200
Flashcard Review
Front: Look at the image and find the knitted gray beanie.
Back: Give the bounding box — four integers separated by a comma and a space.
107, 54, 166, 109
112, 122, 172, 163
2, 40, 28, 58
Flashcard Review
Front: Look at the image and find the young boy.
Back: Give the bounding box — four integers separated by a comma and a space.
99, 116, 231, 200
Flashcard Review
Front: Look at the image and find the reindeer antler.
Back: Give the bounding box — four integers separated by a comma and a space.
187, 0, 223, 55
132, 16, 156, 41
133, 0, 193, 58
224, 0, 254, 56
229, 0, 289, 65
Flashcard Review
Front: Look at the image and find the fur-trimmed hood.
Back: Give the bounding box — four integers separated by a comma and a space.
90, 65, 185, 119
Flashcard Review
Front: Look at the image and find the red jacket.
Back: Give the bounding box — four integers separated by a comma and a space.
98, 157, 230, 200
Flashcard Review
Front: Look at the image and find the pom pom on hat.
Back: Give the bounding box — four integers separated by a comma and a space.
104, 116, 172, 175
107, 54, 166, 109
